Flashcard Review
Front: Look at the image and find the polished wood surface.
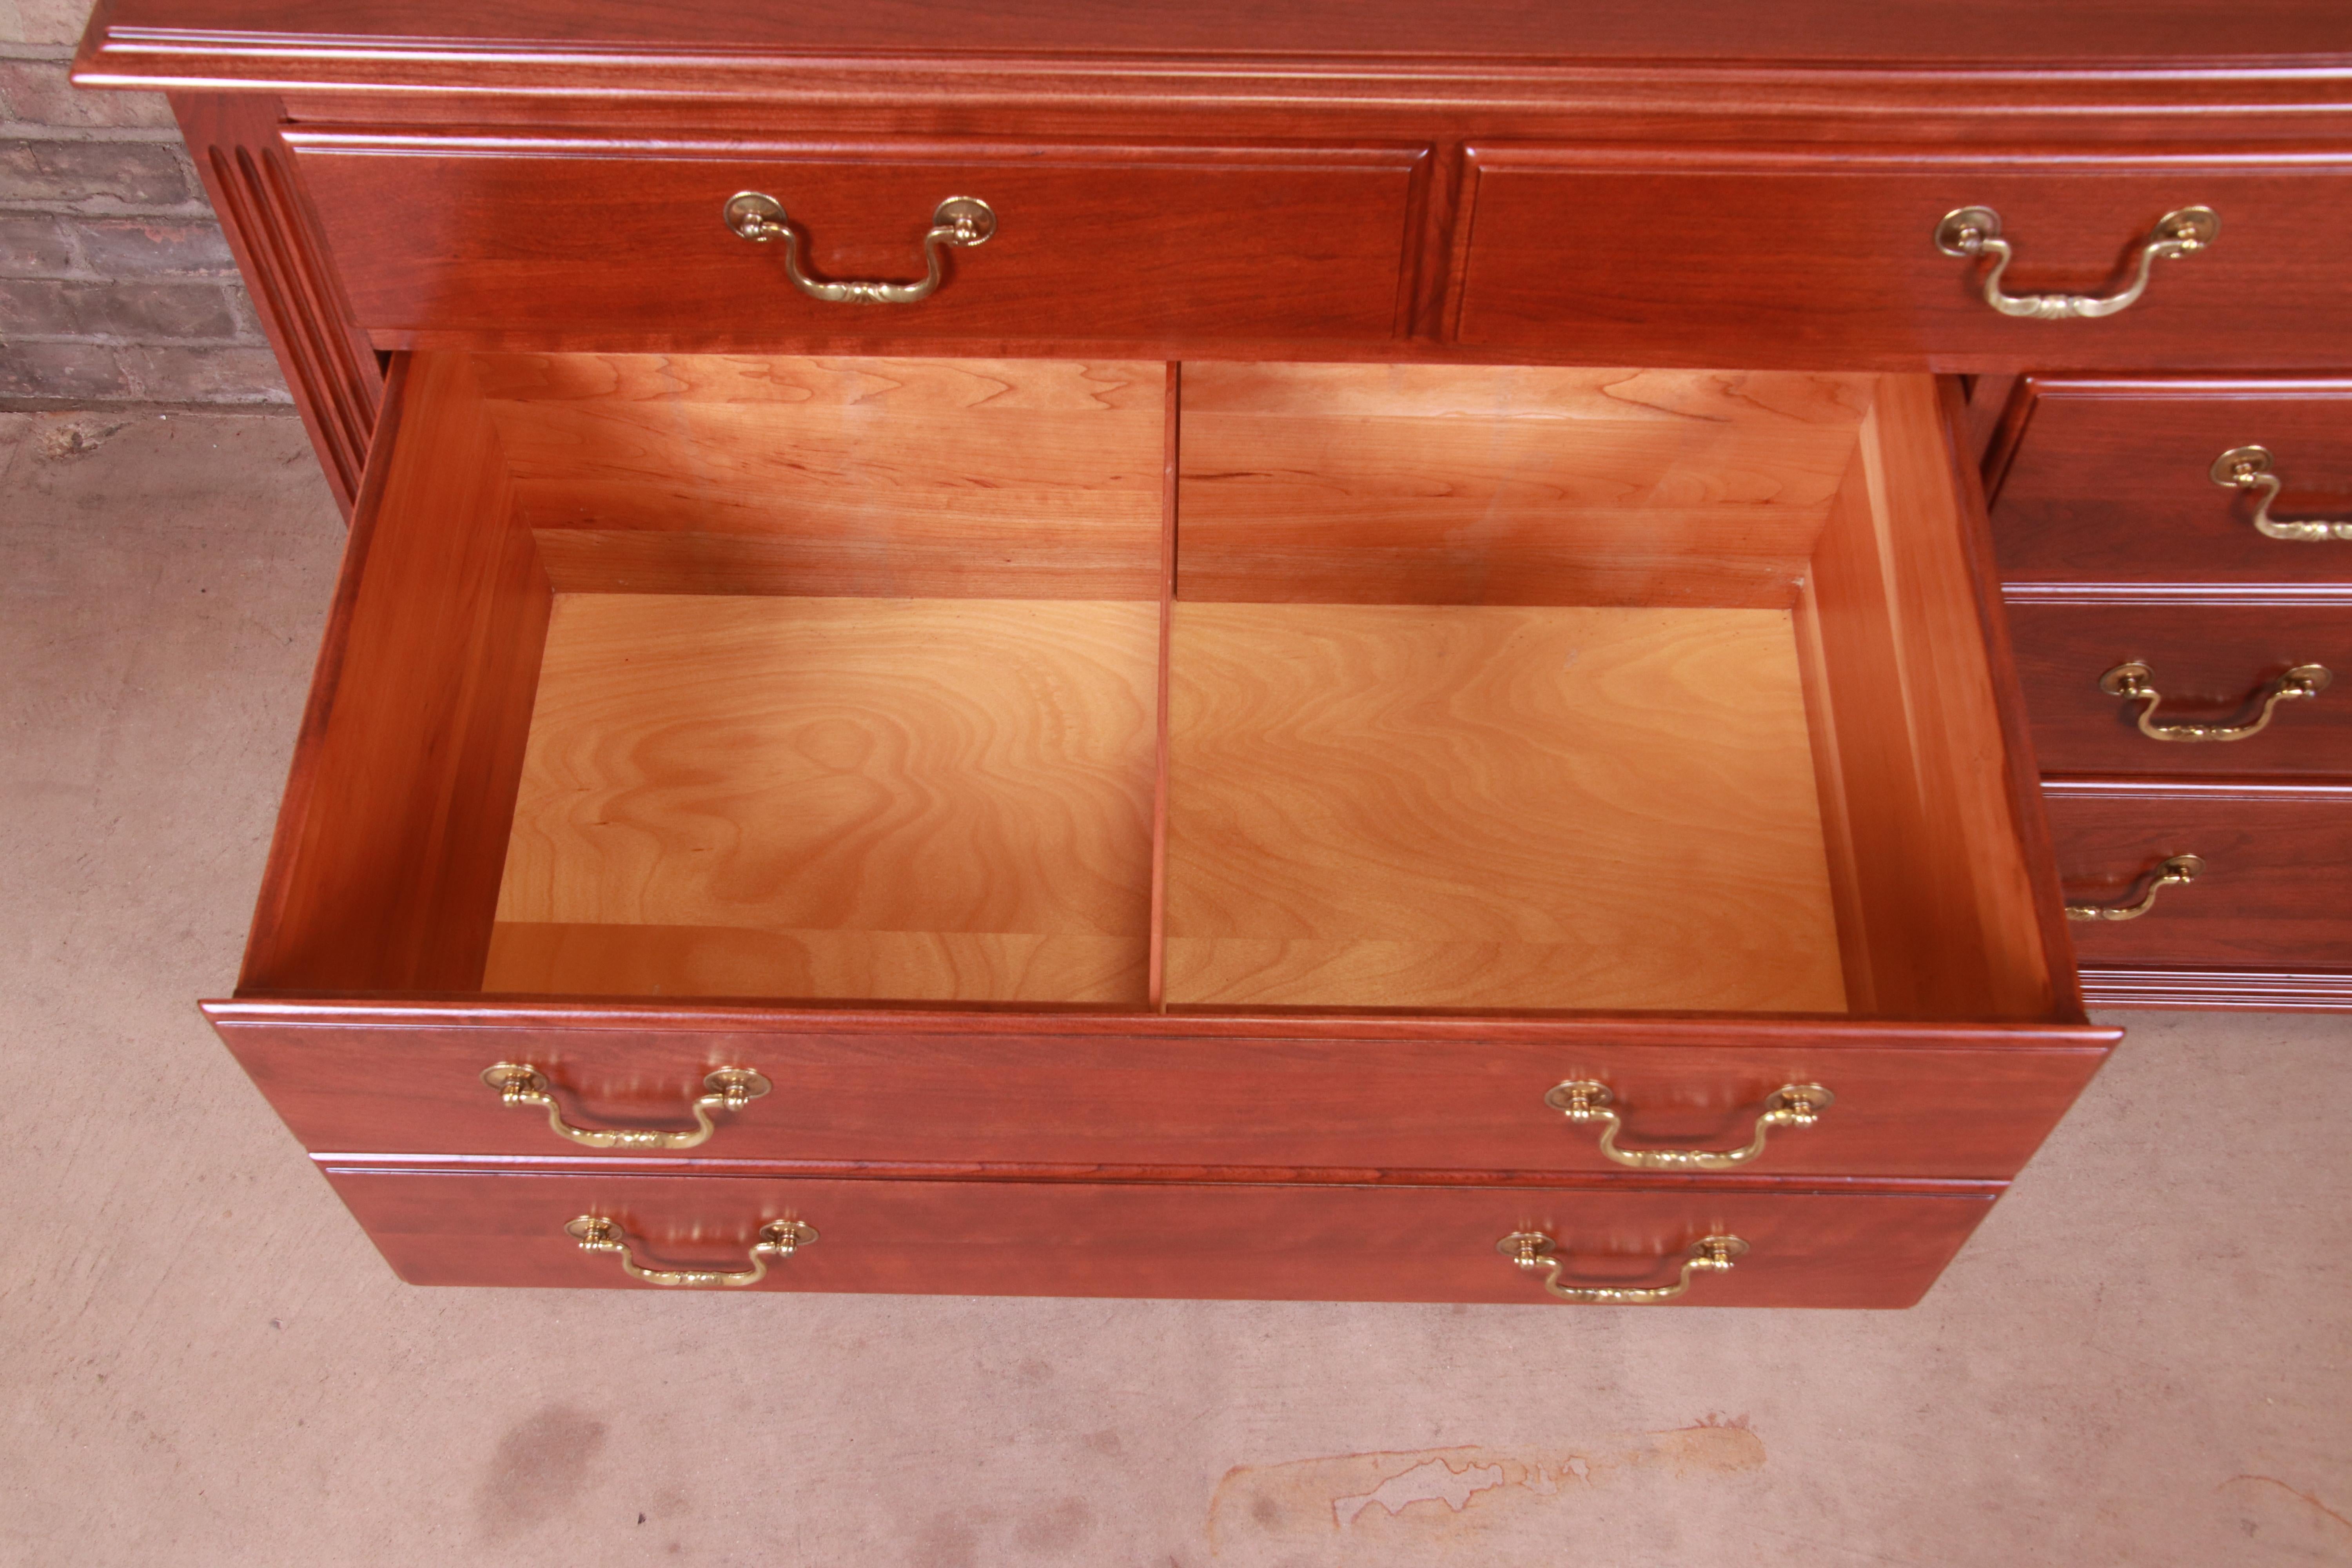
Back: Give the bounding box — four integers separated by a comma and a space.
209, 1000, 2112, 1179
1990, 378, 2352, 586
486, 594, 1158, 1004
168, 93, 380, 517
479, 354, 1167, 600
2009, 602, 2352, 777
1164, 603, 1844, 1011
324, 1165, 1996, 1307
1452, 156, 2352, 372
1794, 376, 2064, 1021
2047, 779, 2352, 969
1176, 363, 1868, 608
287, 136, 1426, 343
240, 354, 547, 991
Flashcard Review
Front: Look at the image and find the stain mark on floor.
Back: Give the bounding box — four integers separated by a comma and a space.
472, 1405, 611, 1541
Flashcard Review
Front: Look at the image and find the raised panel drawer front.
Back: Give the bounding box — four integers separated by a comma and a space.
209, 1004, 2109, 1181
2009, 603, 2352, 777
1451, 152, 2352, 370
323, 1167, 1993, 1307
1993, 380, 2352, 586
2049, 781, 2352, 970
284, 134, 1427, 343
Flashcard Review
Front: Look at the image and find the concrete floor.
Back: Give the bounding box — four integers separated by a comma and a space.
2, 407, 2347, 1566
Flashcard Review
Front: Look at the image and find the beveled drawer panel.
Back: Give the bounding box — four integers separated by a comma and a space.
2050, 780, 2352, 969
211, 1002, 2112, 1180
323, 1165, 1996, 1307
2009, 602, 2352, 776
1991, 379, 2352, 586
1451, 152, 2352, 369
286, 133, 1426, 344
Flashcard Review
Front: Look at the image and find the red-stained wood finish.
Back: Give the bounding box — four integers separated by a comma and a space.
1450, 154, 2352, 372
168, 93, 380, 516
287, 136, 1429, 343
208, 1001, 2113, 1181
323, 1165, 1995, 1307
1989, 379, 2352, 586
2008, 603, 2352, 778
2048, 779, 2352, 971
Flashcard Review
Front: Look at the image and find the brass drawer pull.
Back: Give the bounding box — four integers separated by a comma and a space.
565, 1215, 815, 1288
1935, 204, 2216, 319
481, 1063, 769, 1150
1544, 1080, 1833, 1170
2100, 661, 2331, 742
2212, 446, 2352, 542
723, 190, 995, 303
1499, 1231, 1747, 1305
2065, 853, 2204, 922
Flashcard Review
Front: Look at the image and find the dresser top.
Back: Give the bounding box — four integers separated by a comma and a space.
75, 0, 2352, 98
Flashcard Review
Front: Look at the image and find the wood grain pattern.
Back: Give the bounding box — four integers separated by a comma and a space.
208, 1002, 2113, 1179
479, 354, 1167, 600
324, 1165, 1997, 1307
2046, 779, 2352, 969
1163, 603, 1845, 1011
1990, 379, 2352, 586
1452, 154, 2352, 372
241, 352, 550, 992
1177, 363, 1871, 608
2008, 601, 2352, 777
283, 137, 1426, 343
486, 594, 1159, 1003
1798, 376, 2062, 1022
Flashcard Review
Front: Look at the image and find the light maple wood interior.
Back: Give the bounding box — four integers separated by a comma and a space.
242, 352, 2060, 1021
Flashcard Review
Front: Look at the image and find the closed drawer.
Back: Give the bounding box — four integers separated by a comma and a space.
1452, 151, 2352, 369
2009, 602, 2352, 776
286, 133, 1426, 344
2050, 780, 2352, 969
1991, 379, 2352, 586
323, 1166, 1994, 1307
214, 352, 2100, 1242
211, 1003, 2107, 1180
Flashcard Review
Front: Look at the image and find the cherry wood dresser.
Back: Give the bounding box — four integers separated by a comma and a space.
76, 2, 2352, 1305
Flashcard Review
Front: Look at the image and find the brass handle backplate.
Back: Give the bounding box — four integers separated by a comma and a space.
2100, 661, 2330, 743
1935, 204, 2216, 319
1544, 1080, 1834, 1171
482, 1063, 769, 1150
724, 190, 994, 303
1499, 1231, 1748, 1305
2065, 854, 2204, 922
564, 1215, 816, 1288
2212, 446, 2352, 542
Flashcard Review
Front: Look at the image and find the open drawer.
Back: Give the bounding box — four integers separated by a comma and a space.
208, 354, 2109, 1179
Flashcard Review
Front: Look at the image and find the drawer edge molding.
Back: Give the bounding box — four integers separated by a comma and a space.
2078, 965, 2352, 1010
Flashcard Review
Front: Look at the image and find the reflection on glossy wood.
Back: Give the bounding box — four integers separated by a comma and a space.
1178, 363, 1869, 607
488, 594, 1158, 1003
1164, 603, 1844, 1011
479, 354, 1166, 599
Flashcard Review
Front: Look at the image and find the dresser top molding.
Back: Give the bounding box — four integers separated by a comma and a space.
73, 0, 2352, 117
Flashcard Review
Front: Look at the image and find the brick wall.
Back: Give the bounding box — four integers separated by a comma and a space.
0, 0, 289, 405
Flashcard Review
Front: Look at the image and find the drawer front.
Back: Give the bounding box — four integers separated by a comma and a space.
1452, 152, 2352, 368
323, 1166, 1994, 1307
1992, 380, 2352, 586
212, 1006, 2111, 1181
287, 134, 1426, 342
2009, 602, 2352, 776
2049, 782, 2352, 968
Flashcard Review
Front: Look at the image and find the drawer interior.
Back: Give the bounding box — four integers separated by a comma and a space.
240, 353, 2062, 1022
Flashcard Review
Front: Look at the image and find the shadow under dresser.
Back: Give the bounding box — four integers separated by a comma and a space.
73, 0, 2352, 1304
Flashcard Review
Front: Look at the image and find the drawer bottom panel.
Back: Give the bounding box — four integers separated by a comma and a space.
323, 1168, 1996, 1308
